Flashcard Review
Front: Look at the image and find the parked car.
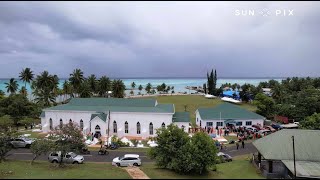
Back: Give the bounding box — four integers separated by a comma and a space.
264, 126, 276, 132
258, 129, 271, 136
252, 125, 263, 130
112, 154, 141, 167
48, 151, 84, 164
217, 152, 232, 162
271, 124, 282, 130
10, 138, 34, 148
246, 127, 258, 133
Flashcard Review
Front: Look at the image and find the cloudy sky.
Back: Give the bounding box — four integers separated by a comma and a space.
0, 1, 320, 78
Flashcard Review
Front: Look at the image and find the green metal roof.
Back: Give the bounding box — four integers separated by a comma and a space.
173, 112, 190, 122
252, 129, 320, 161
43, 98, 174, 114
282, 160, 320, 178
68, 98, 157, 107
91, 113, 107, 122
197, 102, 264, 120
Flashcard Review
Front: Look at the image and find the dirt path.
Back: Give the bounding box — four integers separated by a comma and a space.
124, 166, 150, 179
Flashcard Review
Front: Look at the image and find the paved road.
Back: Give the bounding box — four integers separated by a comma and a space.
6, 142, 257, 163
6, 149, 153, 163
220, 142, 257, 157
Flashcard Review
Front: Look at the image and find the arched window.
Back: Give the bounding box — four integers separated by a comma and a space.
95, 125, 100, 131
80, 120, 83, 130
113, 121, 117, 133
59, 119, 63, 128
125, 121, 128, 133
200, 120, 202, 127
69, 119, 72, 124
137, 122, 141, 134
149, 122, 153, 135
49, 118, 53, 130
161, 122, 165, 128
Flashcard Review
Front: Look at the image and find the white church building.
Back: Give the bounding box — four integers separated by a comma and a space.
40, 98, 190, 139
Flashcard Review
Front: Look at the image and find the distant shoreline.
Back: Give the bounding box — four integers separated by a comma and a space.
0, 77, 290, 80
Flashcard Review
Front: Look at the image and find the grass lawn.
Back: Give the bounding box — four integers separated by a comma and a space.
17, 130, 47, 139
0, 160, 131, 179
143, 95, 257, 126
140, 155, 264, 179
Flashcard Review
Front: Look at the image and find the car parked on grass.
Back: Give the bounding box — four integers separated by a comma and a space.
10, 138, 34, 148
112, 154, 141, 167
48, 151, 84, 164
217, 152, 232, 162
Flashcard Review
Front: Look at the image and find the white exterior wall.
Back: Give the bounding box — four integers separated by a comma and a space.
200, 119, 264, 128
173, 122, 190, 133
109, 112, 173, 139
41, 110, 174, 139
195, 110, 201, 127
195, 110, 264, 128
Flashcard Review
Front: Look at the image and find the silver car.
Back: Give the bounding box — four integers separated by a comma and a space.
10, 138, 34, 148
112, 154, 141, 167
48, 152, 84, 164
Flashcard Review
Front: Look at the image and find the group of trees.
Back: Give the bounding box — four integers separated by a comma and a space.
246, 77, 320, 129
148, 124, 217, 175
129, 82, 174, 96
3, 68, 127, 107
30, 122, 85, 165
0, 94, 41, 130
206, 69, 218, 95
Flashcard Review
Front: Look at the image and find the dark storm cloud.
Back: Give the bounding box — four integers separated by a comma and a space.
0, 1, 320, 78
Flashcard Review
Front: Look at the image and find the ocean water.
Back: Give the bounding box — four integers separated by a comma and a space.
0, 78, 283, 101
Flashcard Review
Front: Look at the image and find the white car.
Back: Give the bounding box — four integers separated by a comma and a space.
149, 142, 158, 147
246, 127, 258, 133
10, 138, 34, 148
112, 154, 141, 167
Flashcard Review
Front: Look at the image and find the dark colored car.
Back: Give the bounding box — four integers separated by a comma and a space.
271, 124, 282, 130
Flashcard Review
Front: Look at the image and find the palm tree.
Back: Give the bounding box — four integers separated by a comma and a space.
31, 71, 58, 106
5, 78, 19, 94
98, 76, 111, 97
87, 74, 97, 94
19, 86, 28, 96
62, 80, 69, 101
145, 83, 152, 94
69, 69, 85, 97
0, 90, 5, 99
79, 81, 93, 98
19, 68, 34, 89
131, 82, 136, 96
112, 79, 126, 98
131, 82, 136, 90
138, 85, 143, 95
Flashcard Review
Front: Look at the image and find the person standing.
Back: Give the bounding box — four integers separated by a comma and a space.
242, 140, 245, 148
236, 141, 239, 150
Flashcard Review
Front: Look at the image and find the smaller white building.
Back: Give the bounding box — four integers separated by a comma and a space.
195, 102, 265, 129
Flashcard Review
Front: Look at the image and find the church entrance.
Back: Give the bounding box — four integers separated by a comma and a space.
94, 125, 101, 139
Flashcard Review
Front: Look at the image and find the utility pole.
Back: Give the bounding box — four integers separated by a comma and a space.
292, 136, 296, 179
